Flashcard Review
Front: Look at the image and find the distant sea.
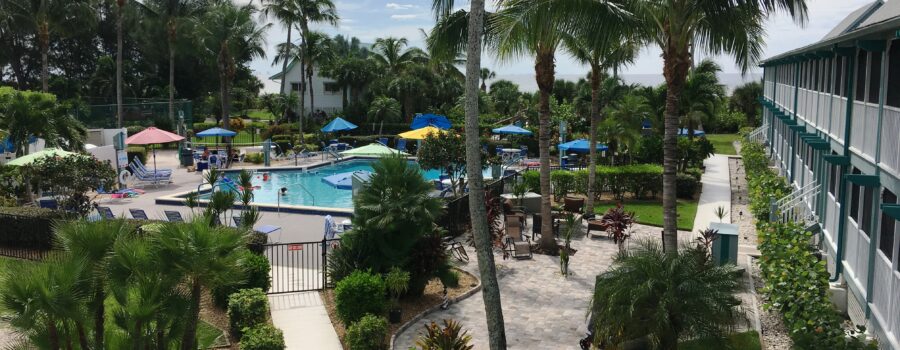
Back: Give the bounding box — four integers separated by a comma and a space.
494, 73, 763, 94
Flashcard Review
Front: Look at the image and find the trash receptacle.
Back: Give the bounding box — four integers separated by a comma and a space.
180, 148, 194, 167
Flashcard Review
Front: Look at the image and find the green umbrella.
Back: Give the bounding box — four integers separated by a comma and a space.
340, 143, 409, 157
6, 148, 80, 166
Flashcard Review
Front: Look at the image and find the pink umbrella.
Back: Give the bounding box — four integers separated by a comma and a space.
125, 127, 185, 173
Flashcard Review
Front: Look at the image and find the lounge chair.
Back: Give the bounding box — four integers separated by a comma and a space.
38, 198, 58, 209
128, 164, 172, 187
129, 208, 149, 220
133, 157, 172, 175
234, 216, 282, 241
504, 217, 532, 259
396, 139, 407, 152
377, 137, 389, 146
164, 210, 184, 222
97, 206, 116, 219
563, 197, 585, 214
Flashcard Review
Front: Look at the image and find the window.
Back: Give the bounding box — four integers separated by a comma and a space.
868, 52, 882, 104
880, 189, 897, 261
861, 186, 874, 234
824, 58, 832, 93
850, 167, 861, 223
887, 41, 900, 108
855, 50, 867, 101
323, 82, 341, 94
835, 56, 845, 96
829, 161, 839, 196
291, 82, 302, 93
813, 60, 820, 91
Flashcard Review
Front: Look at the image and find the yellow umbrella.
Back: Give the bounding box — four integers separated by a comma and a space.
397, 126, 449, 140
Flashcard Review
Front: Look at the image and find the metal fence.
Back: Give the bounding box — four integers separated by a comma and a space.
75, 99, 194, 130
439, 171, 520, 237
264, 239, 340, 294
0, 246, 49, 260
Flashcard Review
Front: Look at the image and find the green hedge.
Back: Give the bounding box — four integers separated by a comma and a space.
213, 251, 271, 308
346, 314, 389, 350
676, 174, 699, 199
239, 324, 285, 350
0, 207, 76, 249
550, 170, 575, 199
740, 141, 790, 220
334, 270, 386, 325
532, 164, 664, 201
522, 170, 541, 193
126, 146, 147, 164
227, 288, 270, 339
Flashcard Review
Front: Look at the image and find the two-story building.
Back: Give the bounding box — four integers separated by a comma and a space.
754, 1, 900, 348
269, 59, 346, 116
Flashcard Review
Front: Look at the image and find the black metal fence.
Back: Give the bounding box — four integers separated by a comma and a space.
439, 172, 520, 237
0, 245, 49, 260
264, 239, 340, 294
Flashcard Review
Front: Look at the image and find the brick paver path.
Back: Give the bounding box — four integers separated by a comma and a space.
393, 224, 690, 350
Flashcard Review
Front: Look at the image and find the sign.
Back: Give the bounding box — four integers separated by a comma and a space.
288, 244, 303, 251
116, 150, 128, 168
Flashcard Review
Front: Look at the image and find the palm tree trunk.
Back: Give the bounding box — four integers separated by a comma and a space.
76, 321, 90, 350
464, 1, 507, 349
116, 0, 126, 129
168, 37, 176, 122
307, 65, 315, 117
180, 280, 202, 350
298, 45, 306, 145
662, 50, 690, 253
48, 319, 60, 350
586, 66, 601, 214
279, 24, 291, 100
536, 50, 556, 252
39, 25, 49, 92
94, 285, 105, 349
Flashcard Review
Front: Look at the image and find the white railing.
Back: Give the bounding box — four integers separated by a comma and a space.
823, 194, 839, 251
843, 220, 870, 296
748, 124, 768, 144
891, 275, 900, 342
776, 179, 820, 226
871, 254, 893, 330
850, 101, 867, 151
817, 92, 829, 128
797, 89, 807, 119
831, 96, 846, 142
880, 107, 900, 173
850, 101, 879, 160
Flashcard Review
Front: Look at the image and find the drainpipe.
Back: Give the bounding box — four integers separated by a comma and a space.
829, 47, 857, 283
789, 61, 801, 184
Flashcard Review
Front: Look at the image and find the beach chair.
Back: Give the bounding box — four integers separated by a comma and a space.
133, 157, 172, 176
164, 211, 184, 222
129, 208, 149, 220
38, 198, 58, 210
377, 137, 389, 146
396, 139, 407, 152
532, 213, 559, 241
129, 163, 172, 186
504, 217, 532, 259
233, 216, 282, 241
97, 206, 116, 219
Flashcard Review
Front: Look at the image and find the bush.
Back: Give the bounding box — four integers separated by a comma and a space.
522, 170, 540, 194
245, 153, 264, 164
227, 288, 270, 339
245, 231, 268, 254
334, 270, 387, 325
126, 146, 147, 164
125, 125, 146, 136
346, 314, 389, 350
239, 324, 285, 350
620, 164, 663, 199
683, 168, 703, 181
550, 170, 575, 199
414, 319, 474, 350
676, 173, 699, 199
406, 230, 450, 296
0, 207, 76, 249
213, 251, 271, 308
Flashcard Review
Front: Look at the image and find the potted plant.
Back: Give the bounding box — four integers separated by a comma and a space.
511, 182, 528, 211
600, 203, 636, 253
385, 267, 410, 323
487, 155, 502, 179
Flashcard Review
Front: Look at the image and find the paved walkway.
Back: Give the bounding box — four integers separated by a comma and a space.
692, 154, 733, 236
268, 292, 342, 350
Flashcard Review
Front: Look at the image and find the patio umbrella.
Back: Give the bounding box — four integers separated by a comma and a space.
492, 124, 533, 135
410, 113, 451, 130
321, 117, 358, 133
7, 148, 80, 166
196, 127, 237, 151
125, 127, 185, 172
340, 143, 409, 156
398, 126, 448, 140
557, 139, 608, 153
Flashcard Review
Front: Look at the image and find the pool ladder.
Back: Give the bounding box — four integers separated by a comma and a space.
297, 182, 315, 206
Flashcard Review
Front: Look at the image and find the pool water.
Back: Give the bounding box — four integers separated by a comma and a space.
208, 160, 492, 209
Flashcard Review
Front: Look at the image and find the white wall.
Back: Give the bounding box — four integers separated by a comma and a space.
276, 64, 344, 113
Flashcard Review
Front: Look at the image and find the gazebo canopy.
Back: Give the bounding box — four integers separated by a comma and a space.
341, 143, 409, 156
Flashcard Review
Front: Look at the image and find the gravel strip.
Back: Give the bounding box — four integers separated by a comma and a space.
750, 259, 794, 350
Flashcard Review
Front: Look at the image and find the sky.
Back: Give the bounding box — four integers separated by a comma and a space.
247, 0, 875, 93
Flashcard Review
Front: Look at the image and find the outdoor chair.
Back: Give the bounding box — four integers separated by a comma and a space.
97, 206, 116, 219
504, 218, 532, 259
164, 211, 184, 222
532, 213, 559, 241
129, 208, 149, 220
563, 197, 585, 214
586, 219, 608, 237
396, 139, 407, 152
133, 157, 172, 175
377, 137, 389, 146
38, 198, 58, 210
233, 216, 282, 242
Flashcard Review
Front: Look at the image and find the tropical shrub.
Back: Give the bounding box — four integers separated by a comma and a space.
407, 230, 452, 296
418, 131, 469, 196
676, 173, 699, 199
245, 231, 268, 254
522, 170, 541, 193
0, 207, 76, 249
28, 154, 117, 216
599, 204, 635, 250
227, 288, 270, 339
346, 314, 389, 350
334, 270, 387, 325
213, 251, 271, 308
239, 324, 286, 350
740, 140, 790, 221
550, 170, 575, 199
415, 319, 474, 350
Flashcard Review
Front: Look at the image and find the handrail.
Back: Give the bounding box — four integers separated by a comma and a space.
296, 182, 315, 206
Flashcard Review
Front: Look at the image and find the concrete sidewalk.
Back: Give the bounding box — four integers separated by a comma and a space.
692, 154, 732, 237
268, 292, 342, 350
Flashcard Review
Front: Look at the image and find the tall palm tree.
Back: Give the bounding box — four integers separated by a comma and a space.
115, 0, 127, 128
154, 217, 245, 350
479, 67, 495, 92
262, 0, 301, 117
55, 219, 132, 350
4, 0, 96, 92
197, 2, 270, 132
367, 96, 401, 123
1, 89, 86, 156
294, 0, 338, 141
590, 240, 740, 349
680, 59, 724, 140
562, 32, 638, 214
636, 0, 807, 251
302, 31, 333, 116
431, 0, 507, 347
371, 37, 428, 119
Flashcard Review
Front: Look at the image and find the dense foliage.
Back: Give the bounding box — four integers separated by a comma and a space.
227, 288, 270, 339
415, 319, 475, 350
239, 324, 286, 350
346, 314, 389, 350
27, 154, 117, 215
418, 131, 469, 197
334, 270, 387, 325
0, 87, 86, 156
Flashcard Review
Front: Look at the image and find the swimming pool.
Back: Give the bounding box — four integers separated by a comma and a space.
206, 159, 493, 209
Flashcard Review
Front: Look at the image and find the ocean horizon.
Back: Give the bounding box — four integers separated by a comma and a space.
491, 72, 763, 94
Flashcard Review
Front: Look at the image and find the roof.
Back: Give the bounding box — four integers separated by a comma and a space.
268, 59, 299, 80
760, 0, 900, 64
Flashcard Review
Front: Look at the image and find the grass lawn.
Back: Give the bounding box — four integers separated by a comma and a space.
197, 320, 227, 348
245, 109, 276, 120
0, 256, 33, 314
680, 331, 761, 350
706, 134, 740, 155
594, 199, 699, 231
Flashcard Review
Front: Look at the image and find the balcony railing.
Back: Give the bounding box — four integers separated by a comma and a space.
880, 107, 900, 173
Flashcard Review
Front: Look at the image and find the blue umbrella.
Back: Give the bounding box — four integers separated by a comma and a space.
492, 124, 533, 135
321, 117, 358, 133
677, 128, 706, 136
558, 139, 608, 153
196, 127, 237, 137
410, 113, 451, 130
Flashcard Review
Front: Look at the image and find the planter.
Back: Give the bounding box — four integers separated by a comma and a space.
491, 165, 502, 179
389, 308, 402, 324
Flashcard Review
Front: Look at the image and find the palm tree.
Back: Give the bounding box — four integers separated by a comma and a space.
4, 0, 96, 92
562, 32, 638, 214
154, 217, 245, 350
197, 2, 270, 132
589, 240, 740, 349
636, 0, 807, 252
262, 0, 301, 120
370, 37, 427, 75
479, 67, 495, 92
139, 0, 204, 123
1, 89, 86, 156
302, 31, 333, 116
55, 219, 132, 349
680, 59, 725, 140
295, 0, 338, 137
115, 0, 127, 128
367, 96, 401, 123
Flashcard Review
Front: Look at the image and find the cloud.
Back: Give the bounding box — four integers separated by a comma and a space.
386, 3, 416, 10
390, 14, 421, 20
